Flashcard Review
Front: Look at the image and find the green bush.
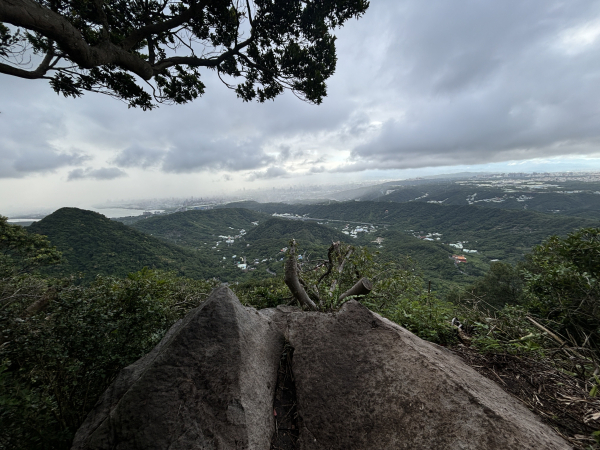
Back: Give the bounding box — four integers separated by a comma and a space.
523, 228, 600, 360
0, 269, 218, 450
445, 261, 524, 309
385, 293, 458, 345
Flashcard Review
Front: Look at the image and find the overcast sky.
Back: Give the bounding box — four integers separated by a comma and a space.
2, 0, 600, 216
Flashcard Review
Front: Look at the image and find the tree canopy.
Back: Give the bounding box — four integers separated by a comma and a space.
0, 0, 369, 109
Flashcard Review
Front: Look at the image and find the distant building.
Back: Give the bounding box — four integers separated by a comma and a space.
452, 255, 467, 263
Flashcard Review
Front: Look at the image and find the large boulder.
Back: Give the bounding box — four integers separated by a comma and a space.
283, 300, 570, 450
71, 287, 285, 450
72, 288, 570, 450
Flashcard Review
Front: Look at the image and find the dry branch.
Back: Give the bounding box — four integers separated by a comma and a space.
338, 277, 373, 302
284, 241, 318, 311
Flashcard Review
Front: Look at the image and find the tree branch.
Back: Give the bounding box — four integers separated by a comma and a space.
151, 35, 254, 72
284, 240, 318, 311
245, 0, 254, 27
0, 0, 154, 79
0, 48, 54, 79
338, 277, 373, 302
120, 0, 210, 51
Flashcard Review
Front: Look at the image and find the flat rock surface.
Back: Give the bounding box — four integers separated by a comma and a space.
283, 300, 571, 450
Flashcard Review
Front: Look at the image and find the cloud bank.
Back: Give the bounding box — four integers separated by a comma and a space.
2, 0, 600, 209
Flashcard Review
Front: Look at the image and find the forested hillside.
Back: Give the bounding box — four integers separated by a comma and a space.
126, 208, 270, 248
115, 210, 350, 279
220, 200, 596, 261
26, 202, 595, 292
28, 208, 230, 282
212, 200, 597, 291
228, 217, 351, 273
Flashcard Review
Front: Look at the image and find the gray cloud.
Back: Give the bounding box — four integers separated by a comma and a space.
336, 0, 600, 171
247, 166, 290, 181
0, 95, 89, 178
112, 145, 166, 168
161, 138, 273, 173
13, 151, 89, 173
0, 149, 88, 178
2, 0, 600, 200
68, 167, 128, 181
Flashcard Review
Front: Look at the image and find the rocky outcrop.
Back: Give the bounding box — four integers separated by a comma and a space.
282, 300, 569, 450
71, 287, 285, 450
72, 288, 571, 450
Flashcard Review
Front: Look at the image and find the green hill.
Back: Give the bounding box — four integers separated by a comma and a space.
244, 217, 349, 244
128, 212, 351, 278
218, 200, 598, 291
237, 217, 351, 260
219, 201, 596, 259
28, 208, 228, 282
127, 208, 270, 248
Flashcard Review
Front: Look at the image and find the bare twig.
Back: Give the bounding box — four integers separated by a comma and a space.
330, 246, 353, 295
526, 316, 587, 361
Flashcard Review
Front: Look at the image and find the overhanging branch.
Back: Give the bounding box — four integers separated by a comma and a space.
0, 0, 154, 79
151, 36, 254, 72
120, 0, 210, 51
0, 48, 54, 79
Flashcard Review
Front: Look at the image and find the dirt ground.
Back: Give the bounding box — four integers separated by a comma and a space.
452, 345, 600, 450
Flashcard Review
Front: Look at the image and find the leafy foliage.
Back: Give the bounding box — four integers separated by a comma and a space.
523, 228, 600, 361
233, 275, 292, 309
0, 216, 62, 277
446, 261, 524, 309
0, 269, 218, 450
0, 216, 63, 316
1, 0, 369, 108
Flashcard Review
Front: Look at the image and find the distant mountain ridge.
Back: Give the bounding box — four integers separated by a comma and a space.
322, 178, 600, 219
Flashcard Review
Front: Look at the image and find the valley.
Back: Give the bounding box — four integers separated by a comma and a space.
16, 189, 599, 295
